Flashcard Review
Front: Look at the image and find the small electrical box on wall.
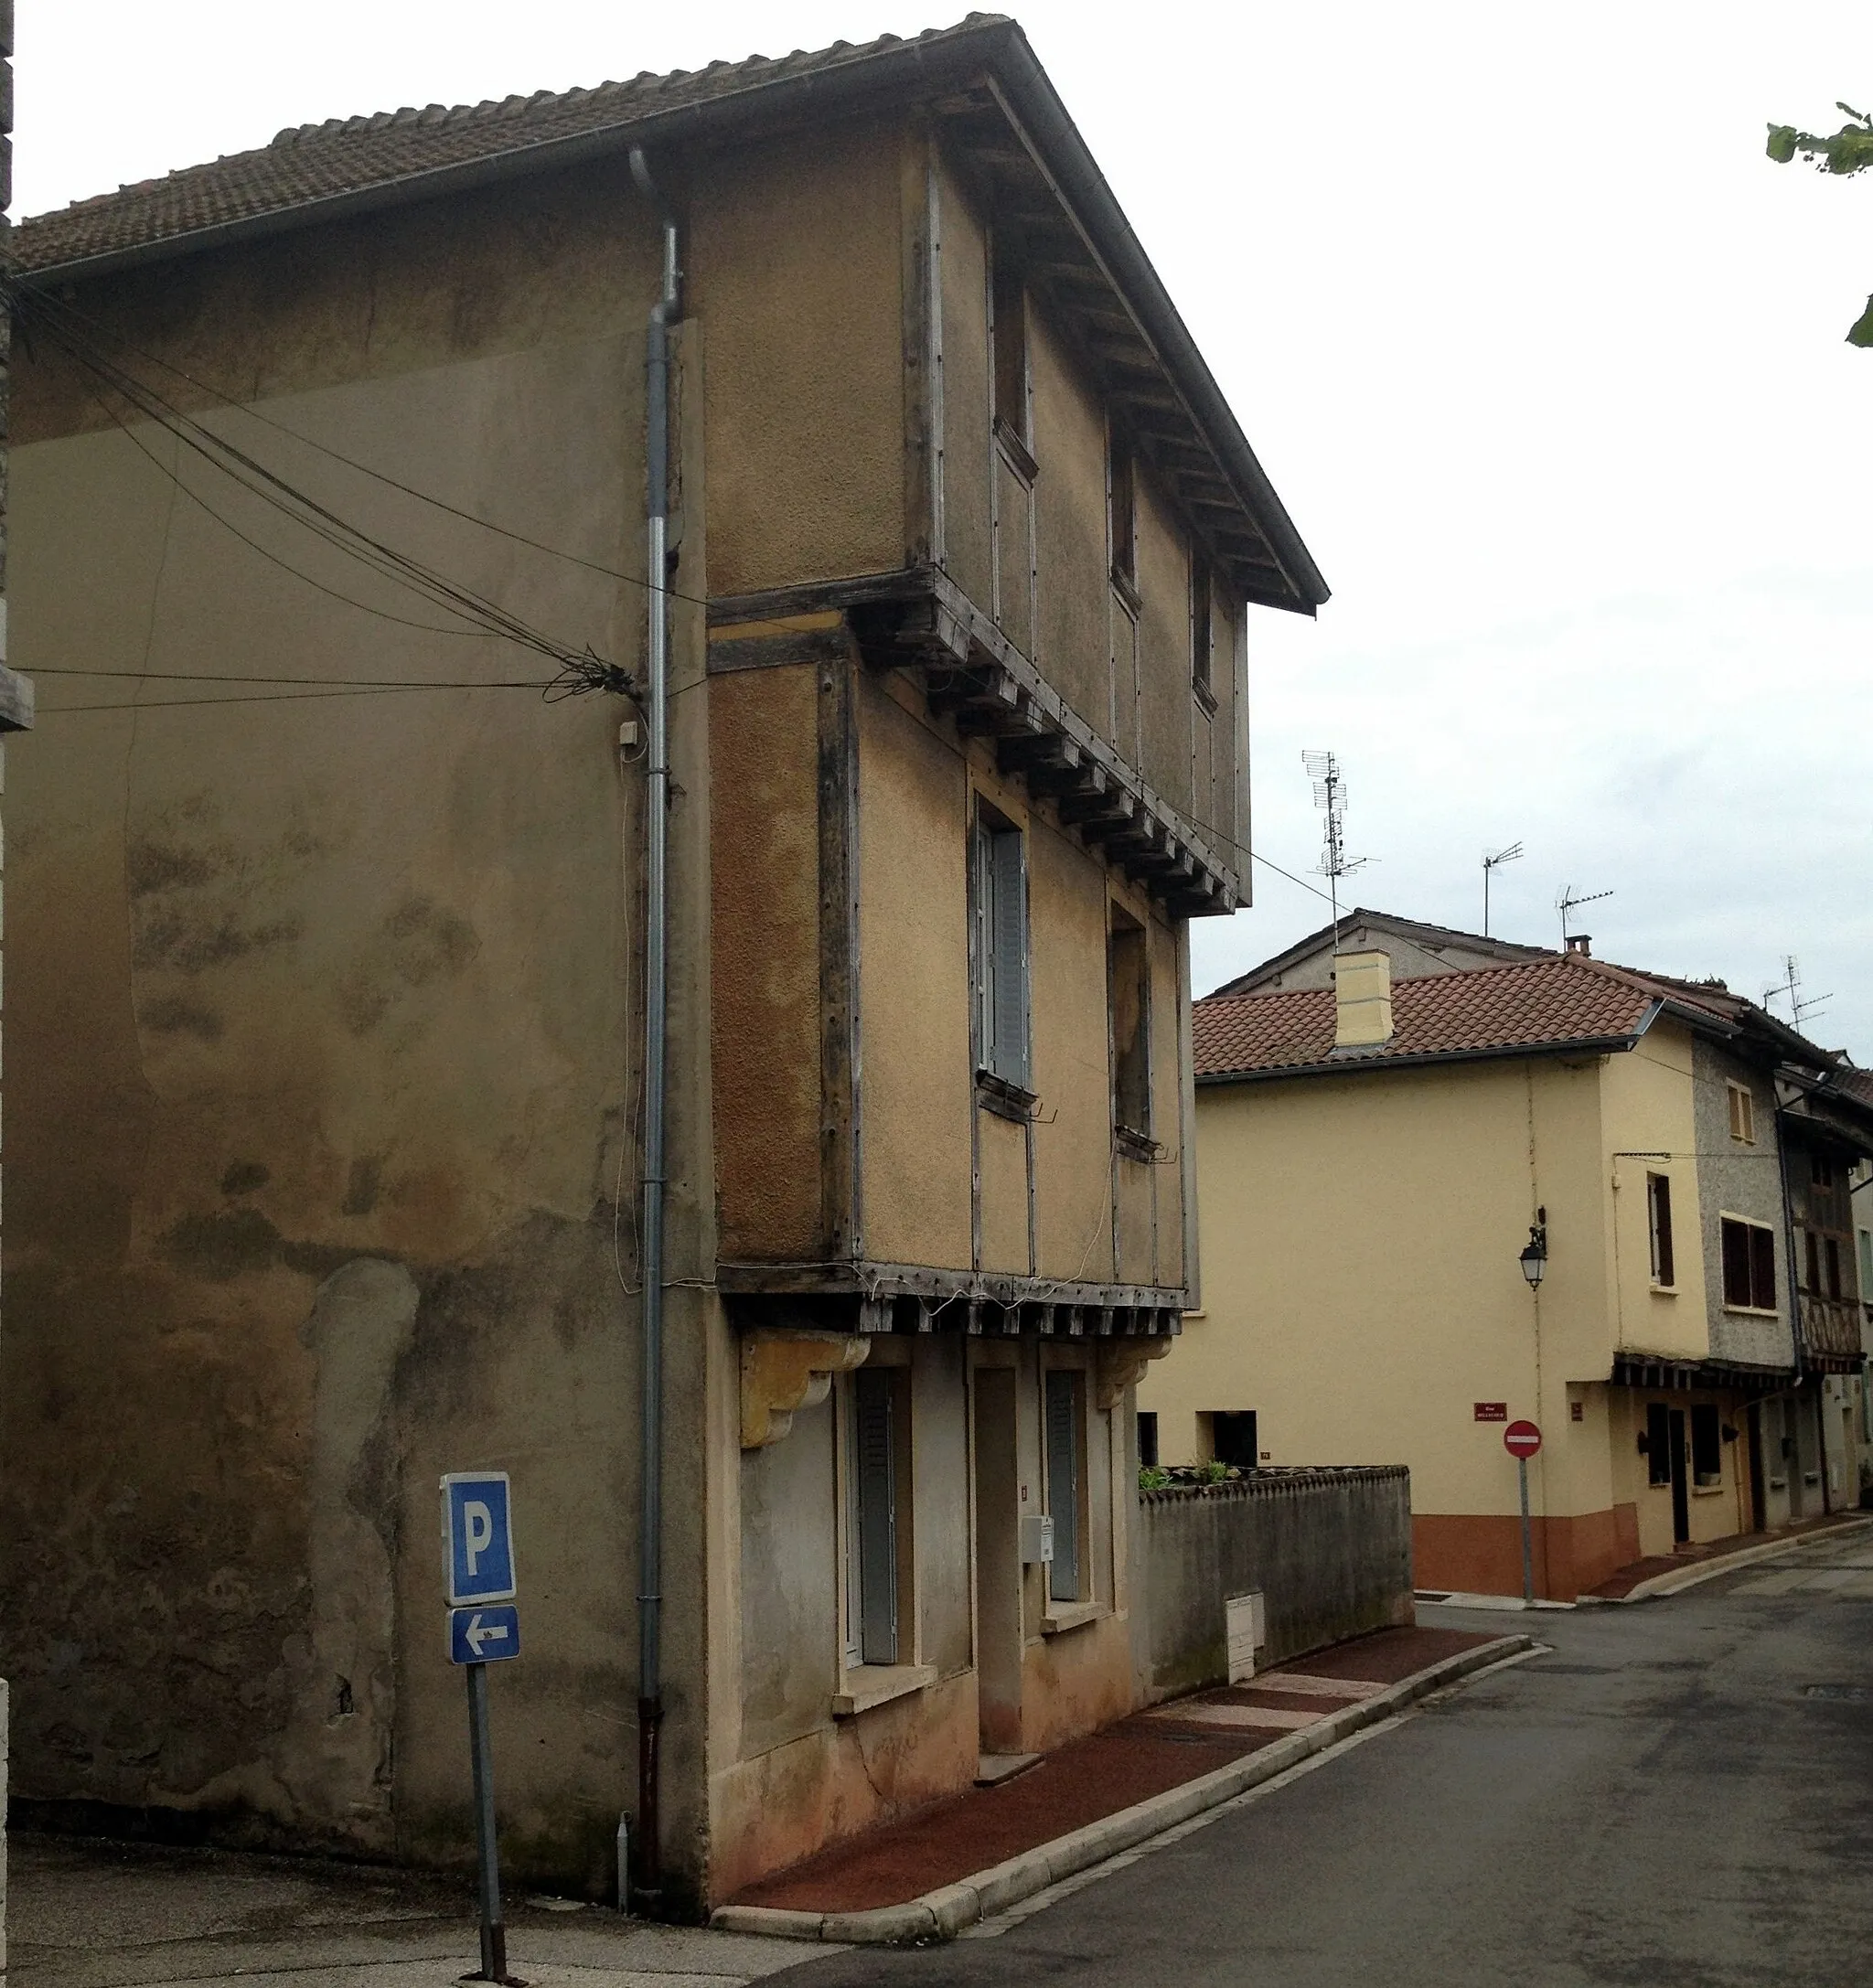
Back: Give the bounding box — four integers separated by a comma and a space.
1019, 1513, 1054, 1566
1226, 1591, 1267, 1683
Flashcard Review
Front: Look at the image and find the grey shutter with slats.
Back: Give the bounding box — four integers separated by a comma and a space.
990, 826, 1030, 1086
974, 819, 995, 1072
1044, 1372, 1080, 1602
854, 1368, 898, 1664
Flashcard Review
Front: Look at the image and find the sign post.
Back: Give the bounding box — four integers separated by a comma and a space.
443, 1472, 522, 1985
1504, 1421, 1542, 1603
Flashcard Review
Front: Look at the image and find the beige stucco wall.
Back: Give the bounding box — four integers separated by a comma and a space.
3, 168, 718, 1897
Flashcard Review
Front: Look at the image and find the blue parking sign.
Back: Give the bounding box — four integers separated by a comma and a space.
442, 1471, 516, 1606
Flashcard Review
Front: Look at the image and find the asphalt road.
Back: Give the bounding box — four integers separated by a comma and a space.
781, 1524, 1873, 1988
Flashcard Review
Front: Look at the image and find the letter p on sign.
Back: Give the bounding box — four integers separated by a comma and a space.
442, 1472, 516, 1606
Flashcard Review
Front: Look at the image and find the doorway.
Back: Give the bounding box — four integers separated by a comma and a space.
1668, 1408, 1690, 1545
972, 1366, 1022, 1757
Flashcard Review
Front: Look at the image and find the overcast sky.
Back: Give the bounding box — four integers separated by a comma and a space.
19, 4, 1873, 1053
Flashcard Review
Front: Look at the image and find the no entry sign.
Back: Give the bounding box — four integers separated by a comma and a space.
1504, 1419, 1542, 1459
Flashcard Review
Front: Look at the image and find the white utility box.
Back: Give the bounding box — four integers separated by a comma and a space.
1225, 1590, 1267, 1683
1019, 1513, 1054, 1566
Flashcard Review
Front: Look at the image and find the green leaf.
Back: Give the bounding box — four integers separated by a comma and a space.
1848, 296, 1873, 347
1767, 123, 1799, 163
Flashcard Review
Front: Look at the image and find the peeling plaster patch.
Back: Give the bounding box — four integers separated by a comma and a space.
341, 1158, 382, 1217
158, 1208, 362, 1283
141, 996, 225, 1042
339, 896, 480, 1035
278, 1257, 418, 1845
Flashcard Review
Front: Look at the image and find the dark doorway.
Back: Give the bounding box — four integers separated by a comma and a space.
1136, 1411, 1160, 1468
1668, 1408, 1690, 1544
1747, 1403, 1767, 1533
1212, 1411, 1258, 1470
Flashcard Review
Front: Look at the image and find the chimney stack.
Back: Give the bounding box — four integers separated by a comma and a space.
1565, 934, 1591, 957
1333, 950, 1394, 1050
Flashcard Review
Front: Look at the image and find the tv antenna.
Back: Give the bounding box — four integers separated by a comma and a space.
1557, 883, 1613, 947
1482, 842, 1524, 938
1302, 749, 1367, 936
1765, 955, 1832, 1026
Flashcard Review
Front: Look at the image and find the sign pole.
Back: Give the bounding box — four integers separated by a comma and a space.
1517, 1456, 1534, 1604
466, 1659, 508, 1983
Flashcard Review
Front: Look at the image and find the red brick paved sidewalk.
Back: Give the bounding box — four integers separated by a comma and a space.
729, 1625, 1496, 1916
1581, 1512, 1864, 1599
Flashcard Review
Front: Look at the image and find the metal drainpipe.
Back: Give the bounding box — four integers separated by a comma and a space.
1772, 1102, 1824, 1514
628, 144, 680, 1910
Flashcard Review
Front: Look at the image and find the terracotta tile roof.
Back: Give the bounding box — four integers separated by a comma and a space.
1194, 954, 1661, 1082
16, 16, 1008, 276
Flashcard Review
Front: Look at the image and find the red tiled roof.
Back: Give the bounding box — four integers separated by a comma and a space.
16, 17, 1009, 276
1194, 954, 1661, 1082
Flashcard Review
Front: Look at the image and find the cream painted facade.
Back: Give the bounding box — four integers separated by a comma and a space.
2, 22, 1322, 1911
1141, 967, 1873, 1600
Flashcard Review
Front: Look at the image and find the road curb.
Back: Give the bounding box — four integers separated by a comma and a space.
1579, 1513, 1872, 1605
709, 1633, 1534, 1946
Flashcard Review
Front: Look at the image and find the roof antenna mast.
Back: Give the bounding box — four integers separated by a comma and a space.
1301, 749, 1367, 942
1482, 841, 1523, 938
1557, 882, 1613, 949
1765, 954, 1833, 1025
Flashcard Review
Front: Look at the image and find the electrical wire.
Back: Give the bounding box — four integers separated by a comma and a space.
13, 283, 645, 708
13, 282, 859, 632
41, 683, 540, 714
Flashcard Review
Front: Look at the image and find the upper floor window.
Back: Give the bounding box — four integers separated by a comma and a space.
1813, 1151, 1836, 1190
991, 248, 1031, 458
1646, 1172, 1675, 1288
1727, 1081, 1756, 1145
1720, 1214, 1776, 1312
1108, 429, 1136, 594
973, 807, 1031, 1093
1826, 1236, 1842, 1300
1190, 543, 1214, 701
1109, 905, 1151, 1141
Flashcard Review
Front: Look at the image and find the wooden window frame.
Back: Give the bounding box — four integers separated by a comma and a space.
1190, 540, 1215, 711
1727, 1081, 1756, 1145
1719, 1213, 1778, 1313
1108, 426, 1138, 600
972, 803, 1032, 1096
1108, 903, 1152, 1146
1646, 1171, 1675, 1288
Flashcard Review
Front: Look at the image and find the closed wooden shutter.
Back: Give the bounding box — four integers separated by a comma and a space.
1044, 1372, 1080, 1603
1648, 1174, 1674, 1287
1750, 1224, 1777, 1311
853, 1369, 898, 1665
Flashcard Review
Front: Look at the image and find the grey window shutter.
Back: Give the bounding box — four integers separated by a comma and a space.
854, 1369, 898, 1664
974, 819, 995, 1071
1044, 1372, 1080, 1602
990, 828, 1030, 1086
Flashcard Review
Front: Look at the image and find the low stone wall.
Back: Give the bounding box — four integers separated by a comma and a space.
1135, 1467, 1414, 1701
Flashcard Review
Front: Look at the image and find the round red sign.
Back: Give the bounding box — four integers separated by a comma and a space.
1504, 1419, 1542, 1459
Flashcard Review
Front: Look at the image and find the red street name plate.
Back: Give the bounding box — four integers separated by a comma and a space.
1473, 1402, 1508, 1422
1504, 1419, 1542, 1459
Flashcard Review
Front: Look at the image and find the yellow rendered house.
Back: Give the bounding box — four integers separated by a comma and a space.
1140, 926, 1873, 1599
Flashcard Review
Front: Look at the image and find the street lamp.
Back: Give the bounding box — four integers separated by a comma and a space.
1519, 1212, 1548, 1289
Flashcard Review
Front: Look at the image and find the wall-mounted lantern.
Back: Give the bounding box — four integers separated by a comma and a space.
1519, 1208, 1549, 1290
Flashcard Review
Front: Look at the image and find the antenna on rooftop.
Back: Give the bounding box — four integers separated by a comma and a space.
1765, 954, 1832, 1025
1557, 883, 1613, 949
1302, 749, 1367, 940
1482, 842, 1524, 938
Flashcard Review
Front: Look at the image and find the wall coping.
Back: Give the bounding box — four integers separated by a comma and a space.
1140, 1465, 1408, 1506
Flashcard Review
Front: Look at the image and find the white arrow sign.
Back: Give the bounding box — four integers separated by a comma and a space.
466, 1613, 510, 1656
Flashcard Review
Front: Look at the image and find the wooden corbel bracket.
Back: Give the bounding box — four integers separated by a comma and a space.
741, 1331, 872, 1448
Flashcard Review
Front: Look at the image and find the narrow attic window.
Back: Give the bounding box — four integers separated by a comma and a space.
1190, 542, 1214, 700
1108, 429, 1137, 591
991, 245, 1032, 457
1727, 1081, 1756, 1145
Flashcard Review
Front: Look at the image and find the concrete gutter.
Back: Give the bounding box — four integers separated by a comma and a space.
1579, 1513, 1871, 1605
710, 1634, 1533, 1946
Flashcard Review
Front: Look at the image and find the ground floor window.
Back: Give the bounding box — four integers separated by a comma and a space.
1690, 1404, 1723, 1487
1645, 1402, 1673, 1486
1211, 1410, 1258, 1470
1136, 1410, 1160, 1467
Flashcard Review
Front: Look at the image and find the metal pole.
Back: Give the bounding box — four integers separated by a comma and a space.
466, 1662, 508, 1983
1518, 1456, 1534, 1604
